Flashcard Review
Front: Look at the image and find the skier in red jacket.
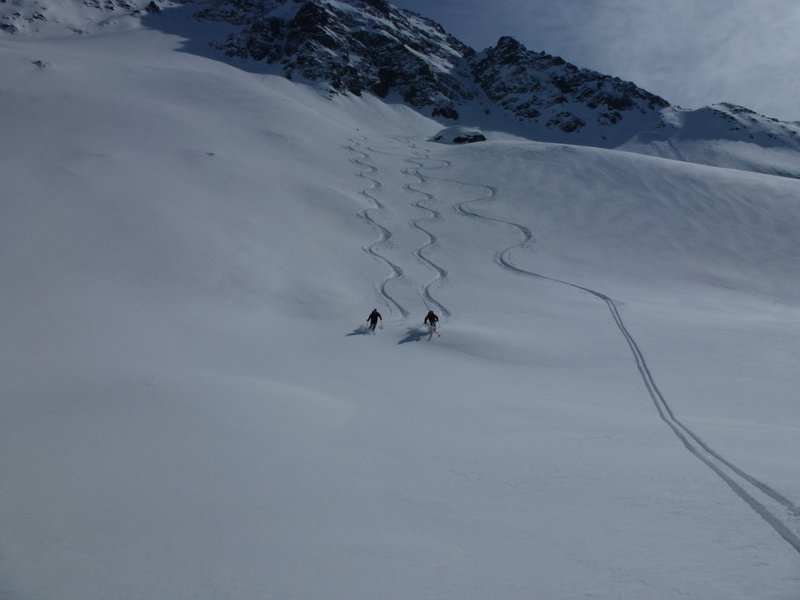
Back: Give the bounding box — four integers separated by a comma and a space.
424, 310, 439, 332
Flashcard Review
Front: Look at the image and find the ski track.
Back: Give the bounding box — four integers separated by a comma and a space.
403, 152, 451, 318
410, 145, 800, 556
347, 140, 409, 318
361, 142, 452, 319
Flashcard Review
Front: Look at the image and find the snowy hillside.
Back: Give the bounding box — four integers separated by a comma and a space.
1, 2, 800, 600
623, 102, 800, 178
0, 0, 163, 35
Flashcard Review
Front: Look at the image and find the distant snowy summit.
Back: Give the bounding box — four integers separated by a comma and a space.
621, 103, 800, 177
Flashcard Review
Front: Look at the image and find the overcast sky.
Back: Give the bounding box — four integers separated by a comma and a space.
392, 0, 800, 121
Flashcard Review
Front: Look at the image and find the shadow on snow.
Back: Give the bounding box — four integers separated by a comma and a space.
346, 325, 376, 336
397, 326, 433, 344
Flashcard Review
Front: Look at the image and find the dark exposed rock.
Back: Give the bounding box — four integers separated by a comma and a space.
547, 112, 585, 133
470, 36, 669, 133
432, 105, 459, 120
360, 0, 391, 17
198, 0, 476, 114
452, 132, 485, 143
433, 126, 486, 144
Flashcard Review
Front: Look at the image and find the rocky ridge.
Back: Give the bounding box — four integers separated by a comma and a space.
195, 0, 477, 119
469, 35, 671, 143
195, 0, 673, 139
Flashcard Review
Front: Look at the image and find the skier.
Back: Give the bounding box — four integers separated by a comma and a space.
424, 309, 439, 334
367, 308, 382, 331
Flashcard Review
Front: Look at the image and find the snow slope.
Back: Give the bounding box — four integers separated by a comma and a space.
622, 103, 800, 179
1, 7, 800, 600
0, 0, 160, 36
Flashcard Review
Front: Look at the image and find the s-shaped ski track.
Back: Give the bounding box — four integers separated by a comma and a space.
365, 142, 453, 320
347, 140, 409, 318
403, 152, 451, 318
417, 157, 800, 556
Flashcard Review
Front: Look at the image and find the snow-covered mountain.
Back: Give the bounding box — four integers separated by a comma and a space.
186, 0, 800, 163
4, 0, 799, 175
193, 0, 670, 138
2, 1, 800, 599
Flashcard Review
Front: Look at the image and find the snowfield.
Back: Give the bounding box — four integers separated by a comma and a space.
1, 6, 799, 600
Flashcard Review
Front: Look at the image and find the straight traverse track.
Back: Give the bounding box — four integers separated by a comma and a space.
412, 142, 800, 556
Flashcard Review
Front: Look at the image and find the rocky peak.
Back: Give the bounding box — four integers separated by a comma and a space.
196, 0, 476, 118
470, 36, 669, 135
489, 36, 531, 65
194, 0, 675, 141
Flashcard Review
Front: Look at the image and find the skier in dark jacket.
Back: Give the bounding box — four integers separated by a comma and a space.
367, 308, 382, 331
424, 310, 439, 331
